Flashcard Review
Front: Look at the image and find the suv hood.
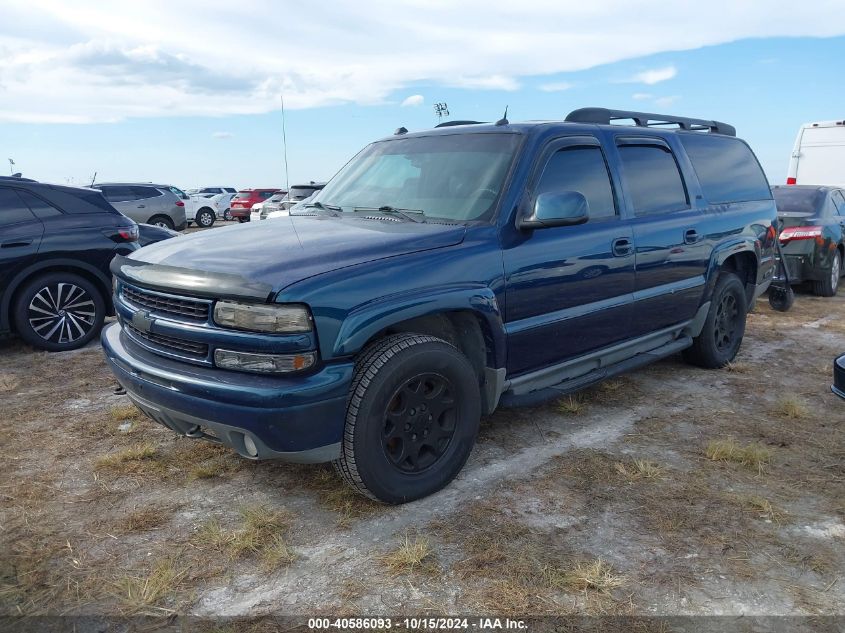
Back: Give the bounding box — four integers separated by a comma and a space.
121, 215, 466, 299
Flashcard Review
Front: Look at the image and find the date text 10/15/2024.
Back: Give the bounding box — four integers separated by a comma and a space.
308, 618, 528, 630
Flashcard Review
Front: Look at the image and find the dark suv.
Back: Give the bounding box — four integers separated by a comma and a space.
102, 108, 777, 503
0, 177, 141, 351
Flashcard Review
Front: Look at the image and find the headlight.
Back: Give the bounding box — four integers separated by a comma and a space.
213, 302, 312, 333
214, 349, 316, 374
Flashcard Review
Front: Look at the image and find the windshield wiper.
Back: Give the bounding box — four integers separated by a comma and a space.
294, 201, 342, 216
352, 206, 426, 223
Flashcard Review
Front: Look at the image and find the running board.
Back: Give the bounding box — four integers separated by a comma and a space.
499, 335, 692, 408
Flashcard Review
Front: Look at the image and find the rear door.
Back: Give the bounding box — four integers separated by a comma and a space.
612, 136, 707, 336
503, 135, 635, 376
796, 126, 845, 187
0, 187, 44, 294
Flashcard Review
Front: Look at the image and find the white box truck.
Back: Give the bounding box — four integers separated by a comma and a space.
787, 120, 845, 187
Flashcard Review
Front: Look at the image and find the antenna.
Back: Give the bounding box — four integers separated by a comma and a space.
90, 171, 97, 187
434, 102, 450, 123
280, 94, 290, 191
495, 106, 509, 126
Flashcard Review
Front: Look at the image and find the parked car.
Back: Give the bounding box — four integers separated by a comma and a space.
251, 190, 289, 221
229, 189, 279, 222
0, 176, 141, 351
834, 354, 845, 400
261, 184, 326, 220
103, 107, 777, 503
772, 185, 845, 296
138, 223, 180, 247
92, 183, 188, 230
787, 119, 845, 187
194, 187, 237, 195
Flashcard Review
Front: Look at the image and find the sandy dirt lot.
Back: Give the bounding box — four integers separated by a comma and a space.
1, 254, 843, 627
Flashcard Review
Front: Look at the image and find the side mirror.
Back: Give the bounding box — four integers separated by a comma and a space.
518, 190, 590, 229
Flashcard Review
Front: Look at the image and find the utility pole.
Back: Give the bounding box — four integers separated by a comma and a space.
8, 158, 14, 175
433, 103, 449, 124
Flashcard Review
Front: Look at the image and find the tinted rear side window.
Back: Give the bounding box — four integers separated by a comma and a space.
0, 188, 37, 226
617, 143, 688, 214
17, 190, 62, 218
100, 186, 139, 202
132, 186, 162, 199
536, 146, 617, 219
679, 134, 771, 204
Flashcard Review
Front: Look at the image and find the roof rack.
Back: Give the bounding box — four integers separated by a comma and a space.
434, 120, 485, 128
566, 107, 736, 137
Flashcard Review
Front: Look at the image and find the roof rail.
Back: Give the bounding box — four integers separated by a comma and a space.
0, 175, 36, 182
434, 120, 485, 128
566, 107, 736, 137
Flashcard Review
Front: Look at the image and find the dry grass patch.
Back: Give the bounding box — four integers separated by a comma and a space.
113, 556, 189, 615
300, 466, 382, 527
615, 459, 663, 481
117, 506, 172, 533
110, 403, 145, 422
195, 505, 296, 570
737, 495, 785, 523
95, 443, 164, 475
381, 533, 436, 575
546, 559, 626, 593
773, 395, 809, 420
557, 394, 586, 416
726, 361, 751, 374
0, 372, 20, 392
705, 438, 771, 472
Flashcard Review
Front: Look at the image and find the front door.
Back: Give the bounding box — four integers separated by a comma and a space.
503, 136, 636, 376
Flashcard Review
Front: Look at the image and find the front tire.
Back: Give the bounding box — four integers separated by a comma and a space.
13, 272, 105, 352
334, 334, 481, 504
196, 208, 215, 228
812, 250, 841, 297
683, 272, 747, 369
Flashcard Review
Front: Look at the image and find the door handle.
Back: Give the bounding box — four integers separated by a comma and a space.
612, 237, 633, 257
1, 239, 33, 248
684, 228, 700, 245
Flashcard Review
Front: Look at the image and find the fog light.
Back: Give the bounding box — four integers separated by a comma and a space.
243, 435, 259, 457
214, 348, 317, 374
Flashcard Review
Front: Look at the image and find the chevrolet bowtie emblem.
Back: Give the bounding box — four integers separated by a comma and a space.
131, 310, 154, 333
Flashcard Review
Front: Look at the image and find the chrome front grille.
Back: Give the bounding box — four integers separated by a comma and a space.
125, 322, 209, 358
122, 285, 210, 321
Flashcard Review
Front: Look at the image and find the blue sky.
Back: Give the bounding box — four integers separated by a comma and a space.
1, 1, 843, 190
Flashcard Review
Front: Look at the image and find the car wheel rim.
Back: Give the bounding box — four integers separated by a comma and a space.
155, 221, 168, 228
28, 283, 96, 345
713, 293, 738, 352
381, 373, 457, 474
832, 256, 840, 289
199, 212, 212, 226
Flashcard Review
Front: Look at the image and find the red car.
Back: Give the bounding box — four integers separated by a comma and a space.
229, 189, 282, 222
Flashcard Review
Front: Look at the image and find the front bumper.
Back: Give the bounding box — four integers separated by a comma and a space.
833, 354, 845, 400
101, 322, 354, 462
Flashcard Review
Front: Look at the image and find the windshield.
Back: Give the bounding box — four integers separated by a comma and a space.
311, 132, 520, 222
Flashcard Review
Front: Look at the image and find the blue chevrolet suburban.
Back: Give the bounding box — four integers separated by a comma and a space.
102, 108, 777, 503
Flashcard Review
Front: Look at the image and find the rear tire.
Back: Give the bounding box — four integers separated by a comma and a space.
149, 215, 174, 230
196, 208, 215, 228
13, 272, 105, 352
334, 333, 481, 504
237, 217, 247, 223
683, 272, 747, 369
812, 250, 841, 297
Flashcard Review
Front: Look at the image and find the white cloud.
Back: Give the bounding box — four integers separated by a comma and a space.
632, 92, 653, 100
401, 94, 424, 107
539, 81, 574, 92
212, 131, 234, 139
625, 65, 677, 85
1, 1, 843, 123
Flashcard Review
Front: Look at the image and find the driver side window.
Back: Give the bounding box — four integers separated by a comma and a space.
536, 146, 617, 219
